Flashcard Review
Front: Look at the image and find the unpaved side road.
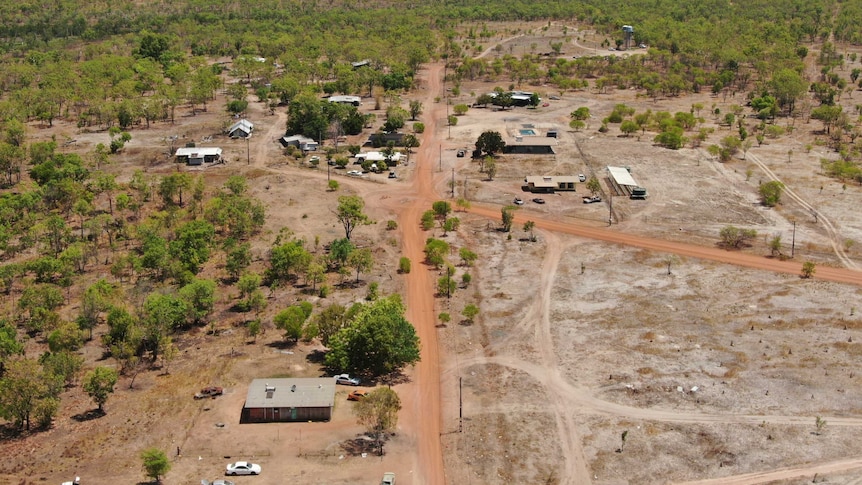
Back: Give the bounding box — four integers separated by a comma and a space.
397, 63, 447, 485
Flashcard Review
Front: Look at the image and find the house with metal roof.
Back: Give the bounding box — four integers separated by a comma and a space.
328, 95, 361, 107
175, 147, 222, 165
524, 175, 578, 193
241, 378, 336, 423
227, 119, 254, 138
280, 135, 319, 152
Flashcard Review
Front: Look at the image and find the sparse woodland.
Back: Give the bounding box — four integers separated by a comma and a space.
1, 0, 862, 441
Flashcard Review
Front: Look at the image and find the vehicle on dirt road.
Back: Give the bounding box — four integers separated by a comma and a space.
513, 197, 524, 205
194, 386, 223, 399
225, 462, 261, 476
347, 390, 368, 401
583, 196, 602, 204
532, 198, 546, 204
381, 472, 396, 485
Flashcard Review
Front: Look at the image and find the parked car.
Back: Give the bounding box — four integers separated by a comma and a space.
309, 155, 320, 164
456, 149, 466, 157
548, 95, 560, 100
388, 171, 397, 179
381, 472, 396, 485
347, 170, 363, 177
201, 480, 234, 485
61, 477, 80, 485
513, 197, 524, 205
582, 195, 602, 204
532, 198, 546, 204
578, 174, 586, 182
225, 462, 261, 476
335, 374, 361, 386
194, 386, 223, 399
347, 390, 368, 401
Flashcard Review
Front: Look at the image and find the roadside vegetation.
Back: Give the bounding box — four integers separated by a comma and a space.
0, 1, 860, 479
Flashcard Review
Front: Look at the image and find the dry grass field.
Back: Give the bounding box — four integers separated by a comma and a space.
3, 21, 862, 485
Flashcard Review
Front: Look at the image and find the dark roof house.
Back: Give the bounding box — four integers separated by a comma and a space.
241, 378, 336, 423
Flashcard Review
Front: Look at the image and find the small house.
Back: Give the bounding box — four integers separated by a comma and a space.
355, 151, 403, 165
280, 135, 319, 152
328, 95, 361, 107
241, 378, 336, 423
227, 119, 254, 138
524, 175, 578, 193
175, 147, 222, 165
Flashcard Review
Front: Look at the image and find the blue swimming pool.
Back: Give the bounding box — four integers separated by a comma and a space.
519, 129, 536, 136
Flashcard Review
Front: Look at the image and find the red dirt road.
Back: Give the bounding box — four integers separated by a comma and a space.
467, 204, 862, 286
398, 63, 447, 485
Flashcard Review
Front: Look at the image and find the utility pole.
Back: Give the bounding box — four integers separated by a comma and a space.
792, 222, 798, 257
446, 265, 452, 299
439, 144, 442, 172
608, 193, 613, 226
459, 376, 463, 433
246, 136, 250, 165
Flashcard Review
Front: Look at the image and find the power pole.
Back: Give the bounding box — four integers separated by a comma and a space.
439, 144, 442, 172
791, 220, 796, 258
608, 193, 613, 226
246, 137, 250, 165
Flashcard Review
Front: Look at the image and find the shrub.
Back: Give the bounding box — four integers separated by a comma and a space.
413, 122, 425, 133
398, 257, 411, 274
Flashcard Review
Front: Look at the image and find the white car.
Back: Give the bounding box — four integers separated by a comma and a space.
334, 374, 361, 386
202, 480, 235, 485
381, 472, 396, 485
347, 170, 363, 177
225, 462, 261, 476
578, 174, 586, 182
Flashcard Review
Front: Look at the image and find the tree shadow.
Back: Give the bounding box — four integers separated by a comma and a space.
459, 319, 473, 326
265, 340, 298, 350
306, 349, 327, 364
72, 409, 106, 422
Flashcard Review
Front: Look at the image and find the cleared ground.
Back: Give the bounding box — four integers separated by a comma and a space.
3, 22, 862, 485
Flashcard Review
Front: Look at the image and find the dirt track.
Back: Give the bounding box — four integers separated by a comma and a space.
466, 204, 862, 287
397, 63, 447, 485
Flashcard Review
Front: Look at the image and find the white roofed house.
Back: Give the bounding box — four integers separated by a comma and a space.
175, 147, 222, 165
328, 95, 361, 107
227, 119, 254, 138
280, 135, 319, 152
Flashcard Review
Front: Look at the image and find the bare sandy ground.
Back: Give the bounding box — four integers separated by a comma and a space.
5, 22, 862, 485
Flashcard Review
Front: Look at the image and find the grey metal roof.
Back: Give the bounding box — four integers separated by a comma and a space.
175, 147, 222, 157
525, 175, 578, 187
607, 166, 639, 187
244, 378, 336, 409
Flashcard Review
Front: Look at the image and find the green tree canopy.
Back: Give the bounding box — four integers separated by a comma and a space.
335, 195, 371, 241
324, 296, 420, 377
475, 130, 505, 157
141, 447, 171, 483
353, 387, 401, 455
83, 366, 118, 412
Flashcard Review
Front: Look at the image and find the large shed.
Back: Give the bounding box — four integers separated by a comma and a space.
606, 166, 644, 197
242, 378, 336, 423
175, 147, 222, 165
